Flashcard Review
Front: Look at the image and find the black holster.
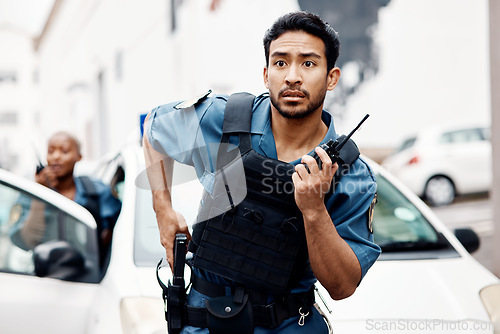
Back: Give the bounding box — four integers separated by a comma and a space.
156, 234, 188, 334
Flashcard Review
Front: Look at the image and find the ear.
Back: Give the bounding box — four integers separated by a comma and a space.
327, 67, 341, 91
263, 66, 269, 89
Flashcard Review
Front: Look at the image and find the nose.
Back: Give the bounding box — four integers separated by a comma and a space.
48, 149, 61, 161
285, 64, 302, 85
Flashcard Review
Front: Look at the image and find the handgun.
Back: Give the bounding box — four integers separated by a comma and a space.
308, 114, 370, 170
166, 234, 188, 334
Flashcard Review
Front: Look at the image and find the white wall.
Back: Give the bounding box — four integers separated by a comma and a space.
35, 0, 299, 164
0, 26, 39, 175
338, 0, 490, 151
4, 0, 492, 172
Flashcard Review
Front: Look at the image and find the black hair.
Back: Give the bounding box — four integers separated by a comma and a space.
263, 11, 340, 72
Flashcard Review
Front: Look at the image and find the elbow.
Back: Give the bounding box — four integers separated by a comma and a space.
326, 283, 357, 301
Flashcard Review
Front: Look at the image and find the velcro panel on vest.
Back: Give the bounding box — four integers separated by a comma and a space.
201, 231, 294, 272
192, 212, 304, 294
205, 219, 300, 257
195, 247, 289, 293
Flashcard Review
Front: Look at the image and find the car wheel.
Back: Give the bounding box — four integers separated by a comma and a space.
424, 176, 455, 206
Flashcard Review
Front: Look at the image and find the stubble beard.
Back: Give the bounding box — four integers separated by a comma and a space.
270, 86, 327, 119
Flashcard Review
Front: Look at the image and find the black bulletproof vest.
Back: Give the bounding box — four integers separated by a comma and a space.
189, 93, 310, 294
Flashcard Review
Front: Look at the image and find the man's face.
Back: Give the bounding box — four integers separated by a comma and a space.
263, 30, 340, 119
46, 133, 81, 178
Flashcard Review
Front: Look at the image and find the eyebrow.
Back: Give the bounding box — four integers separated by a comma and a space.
270, 51, 322, 59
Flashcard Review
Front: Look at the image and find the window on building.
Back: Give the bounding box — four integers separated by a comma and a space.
0, 71, 17, 85
0, 112, 18, 125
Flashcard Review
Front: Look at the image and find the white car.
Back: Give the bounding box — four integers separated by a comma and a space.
0, 145, 498, 334
382, 124, 491, 206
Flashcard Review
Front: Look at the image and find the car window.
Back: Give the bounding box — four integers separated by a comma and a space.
0, 181, 98, 279
372, 174, 450, 252
396, 137, 416, 153
134, 177, 203, 267
439, 128, 485, 144
480, 127, 490, 140
134, 187, 165, 266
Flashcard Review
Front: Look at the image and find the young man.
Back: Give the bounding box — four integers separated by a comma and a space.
144, 11, 380, 333
9, 132, 121, 256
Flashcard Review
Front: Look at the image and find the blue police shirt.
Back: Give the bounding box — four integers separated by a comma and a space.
73, 177, 122, 230
147, 92, 381, 283
9, 177, 122, 251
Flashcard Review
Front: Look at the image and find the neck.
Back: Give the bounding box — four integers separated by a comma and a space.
55, 174, 77, 199
271, 108, 328, 162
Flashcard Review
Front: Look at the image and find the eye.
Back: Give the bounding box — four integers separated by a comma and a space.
304, 61, 315, 68
275, 60, 286, 67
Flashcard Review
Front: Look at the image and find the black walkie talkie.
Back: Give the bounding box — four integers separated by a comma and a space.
33, 143, 46, 174
308, 114, 370, 170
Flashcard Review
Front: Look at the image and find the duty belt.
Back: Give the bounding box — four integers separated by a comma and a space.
184, 273, 316, 329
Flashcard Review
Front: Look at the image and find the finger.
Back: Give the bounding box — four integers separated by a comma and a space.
315, 147, 333, 170
294, 162, 309, 179
301, 154, 319, 174
166, 246, 174, 273
292, 170, 301, 184
331, 162, 339, 175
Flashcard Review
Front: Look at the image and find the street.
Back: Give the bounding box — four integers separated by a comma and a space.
431, 193, 499, 278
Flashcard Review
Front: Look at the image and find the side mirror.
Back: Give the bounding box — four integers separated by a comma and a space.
454, 228, 480, 254
33, 240, 87, 280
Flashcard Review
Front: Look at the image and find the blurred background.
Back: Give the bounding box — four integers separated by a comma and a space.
0, 0, 499, 276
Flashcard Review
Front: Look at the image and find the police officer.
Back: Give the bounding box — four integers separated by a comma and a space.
144, 11, 381, 333
9, 131, 122, 258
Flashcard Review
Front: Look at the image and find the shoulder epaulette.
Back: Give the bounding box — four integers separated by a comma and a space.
174, 89, 212, 110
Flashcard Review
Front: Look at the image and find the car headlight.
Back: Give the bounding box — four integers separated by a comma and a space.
480, 284, 500, 334
120, 297, 166, 334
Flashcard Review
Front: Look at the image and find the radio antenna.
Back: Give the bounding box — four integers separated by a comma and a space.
336, 114, 370, 150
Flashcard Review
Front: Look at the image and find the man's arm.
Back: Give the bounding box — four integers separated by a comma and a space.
292, 147, 361, 300
143, 122, 191, 271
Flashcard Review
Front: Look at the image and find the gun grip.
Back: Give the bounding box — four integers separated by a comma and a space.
173, 234, 187, 285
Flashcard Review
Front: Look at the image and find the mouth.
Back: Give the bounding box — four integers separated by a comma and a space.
49, 164, 63, 171
282, 90, 306, 98
281, 90, 307, 103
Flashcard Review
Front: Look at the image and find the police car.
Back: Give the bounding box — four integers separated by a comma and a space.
0, 144, 498, 333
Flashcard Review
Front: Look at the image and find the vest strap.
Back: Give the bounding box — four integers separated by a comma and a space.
216, 93, 255, 170
222, 92, 254, 134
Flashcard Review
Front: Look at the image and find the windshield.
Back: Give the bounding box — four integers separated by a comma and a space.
372, 173, 451, 253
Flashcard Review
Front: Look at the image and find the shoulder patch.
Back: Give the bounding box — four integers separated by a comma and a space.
367, 192, 378, 233
174, 89, 212, 110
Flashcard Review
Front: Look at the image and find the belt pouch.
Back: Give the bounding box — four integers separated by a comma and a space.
205, 292, 253, 334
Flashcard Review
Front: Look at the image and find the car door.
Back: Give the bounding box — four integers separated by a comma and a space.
0, 170, 101, 334
439, 128, 491, 193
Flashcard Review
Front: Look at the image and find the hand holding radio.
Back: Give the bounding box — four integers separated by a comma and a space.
305, 114, 369, 171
